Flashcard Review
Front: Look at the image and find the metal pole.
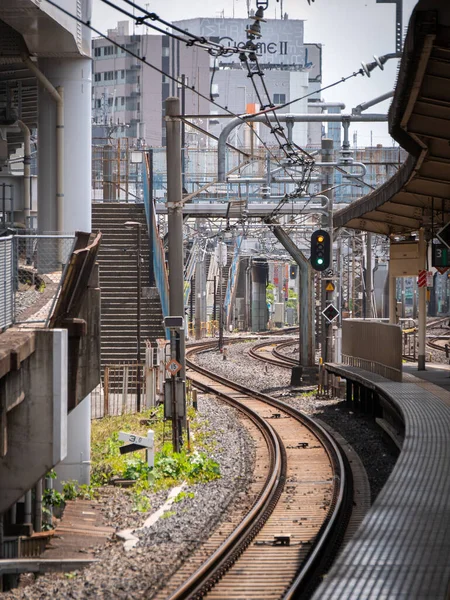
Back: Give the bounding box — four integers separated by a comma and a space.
165, 96, 185, 450
218, 241, 224, 351
418, 228, 426, 370
321, 138, 334, 363
148, 149, 155, 286
366, 232, 373, 318
181, 74, 186, 192
136, 223, 142, 412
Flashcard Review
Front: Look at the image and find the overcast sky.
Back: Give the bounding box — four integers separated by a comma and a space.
91, 0, 418, 146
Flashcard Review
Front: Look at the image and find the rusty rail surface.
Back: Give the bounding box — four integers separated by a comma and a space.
154, 340, 353, 600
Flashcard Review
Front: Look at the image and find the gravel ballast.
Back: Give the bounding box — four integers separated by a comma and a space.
3, 396, 255, 600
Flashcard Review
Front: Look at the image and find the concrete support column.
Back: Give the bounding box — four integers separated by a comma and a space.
37, 56, 92, 485
37, 57, 91, 233
56, 398, 91, 486
418, 228, 427, 370
388, 244, 397, 325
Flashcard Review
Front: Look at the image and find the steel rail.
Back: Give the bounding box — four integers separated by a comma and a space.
166, 343, 285, 600
167, 340, 353, 599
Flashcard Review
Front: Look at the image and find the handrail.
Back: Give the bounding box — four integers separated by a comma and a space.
143, 155, 170, 329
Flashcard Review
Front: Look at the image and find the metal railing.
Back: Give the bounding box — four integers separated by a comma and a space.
143, 156, 169, 322
0, 236, 14, 331
14, 234, 75, 325
91, 362, 146, 419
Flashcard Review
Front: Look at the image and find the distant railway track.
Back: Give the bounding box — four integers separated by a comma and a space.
402, 316, 450, 360
155, 341, 353, 600
249, 339, 299, 369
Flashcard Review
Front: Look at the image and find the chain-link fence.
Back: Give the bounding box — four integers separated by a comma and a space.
0, 236, 14, 331
0, 233, 75, 327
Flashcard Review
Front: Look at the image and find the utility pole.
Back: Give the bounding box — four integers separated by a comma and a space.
165, 97, 186, 451
321, 138, 334, 363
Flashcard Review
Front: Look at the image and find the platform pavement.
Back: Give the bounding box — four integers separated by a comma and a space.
402, 362, 450, 406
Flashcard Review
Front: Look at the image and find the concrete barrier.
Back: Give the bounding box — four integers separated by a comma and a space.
342, 319, 402, 382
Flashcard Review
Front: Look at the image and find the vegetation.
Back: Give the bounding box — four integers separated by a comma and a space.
90, 404, 221, 491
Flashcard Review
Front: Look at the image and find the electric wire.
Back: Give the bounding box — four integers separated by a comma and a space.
45, 0, 312, 196
46, 0, 371, 225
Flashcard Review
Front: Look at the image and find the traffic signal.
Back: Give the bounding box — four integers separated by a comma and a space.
290, 264, 297, 279
310, 229, 330, 272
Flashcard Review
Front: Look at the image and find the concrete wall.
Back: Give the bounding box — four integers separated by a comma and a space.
0, 329, 68, 514
342, 319, 402, 381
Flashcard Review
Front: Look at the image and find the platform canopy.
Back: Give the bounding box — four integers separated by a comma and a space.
334, 0, 450, 237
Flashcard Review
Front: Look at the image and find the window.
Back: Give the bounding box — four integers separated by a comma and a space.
94, 73, 101, 82
104, 71, 114, 81
95, 99, 101, 108
137, 102, 140, 111
121, 70, 125, 79
108, 98, 113, 107
273, 93, 286, 105
104, 45, 114, 56
162, 46, 169, 57
94, 47, 101, 57
121, 97, 125, 106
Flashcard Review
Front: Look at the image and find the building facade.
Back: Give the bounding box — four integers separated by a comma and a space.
91, 21, 210, 147
92, 17, 323, 150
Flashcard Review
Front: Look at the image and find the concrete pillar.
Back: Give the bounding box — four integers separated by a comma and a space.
55, 398, 91, 487
418, 229, 427, 370
37, 56, 92, 485
37, 57, 91, 233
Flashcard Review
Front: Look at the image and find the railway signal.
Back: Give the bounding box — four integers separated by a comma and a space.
310, 230, 330, 272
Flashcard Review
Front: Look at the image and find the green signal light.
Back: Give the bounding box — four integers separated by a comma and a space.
317, 258, 324, 265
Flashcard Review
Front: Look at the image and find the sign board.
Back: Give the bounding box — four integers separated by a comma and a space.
325, 282, 335, 292
166, 358, 182, 376
322, 304, 339, 323
432, 243, 450, 268
118, 431, 154, 448
417, 270, 433, 288
436, 267, 449, 275
437, 222, 450, 250
118, 430, 154, 471
390, 242, 420, 277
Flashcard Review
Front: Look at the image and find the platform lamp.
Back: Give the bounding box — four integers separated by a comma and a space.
125, 220, 142, 412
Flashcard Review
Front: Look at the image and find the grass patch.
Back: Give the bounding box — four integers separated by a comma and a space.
91, 405, 221, 491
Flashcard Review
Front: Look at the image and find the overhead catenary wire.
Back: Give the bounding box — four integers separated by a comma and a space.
47, 0, 373, 222
45, 0, 311, 191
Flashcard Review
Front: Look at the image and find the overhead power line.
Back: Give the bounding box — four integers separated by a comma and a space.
44, 0, 308, 190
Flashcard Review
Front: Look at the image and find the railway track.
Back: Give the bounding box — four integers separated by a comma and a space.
154, 341, 353, 600
249, 339, 299, 369
402, 316, 450, 360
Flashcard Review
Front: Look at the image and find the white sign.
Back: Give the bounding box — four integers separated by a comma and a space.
119, 430, 155, 471
426, 271, 434, 287
119, 431, 154, 448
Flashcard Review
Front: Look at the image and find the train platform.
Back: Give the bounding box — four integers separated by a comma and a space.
316, 361, 450, 599
403, 362, 450, 399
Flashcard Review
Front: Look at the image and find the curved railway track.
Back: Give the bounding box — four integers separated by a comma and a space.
249, 339, 299, 369
154, 341, 353, 600
403, 316, 450, 360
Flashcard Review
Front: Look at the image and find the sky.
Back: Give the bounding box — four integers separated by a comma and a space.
91, 0, 418, 146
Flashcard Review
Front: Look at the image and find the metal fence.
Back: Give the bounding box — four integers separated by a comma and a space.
0, 236, 14, 330
0, 233, 75, 329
